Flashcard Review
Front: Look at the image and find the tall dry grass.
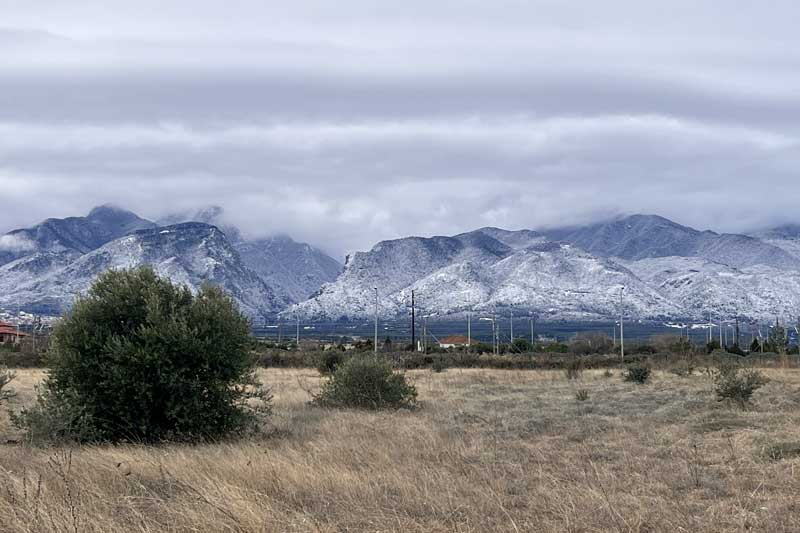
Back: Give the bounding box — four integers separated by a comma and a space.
1, 367, 800, 532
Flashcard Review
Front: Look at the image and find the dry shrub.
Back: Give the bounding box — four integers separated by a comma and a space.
713, 363, 768, 407
764, 441, 800, 461
669, 359, 695, 377
312, 356, 417, 410
564, 357, 583, 380
623, 363, 651, 384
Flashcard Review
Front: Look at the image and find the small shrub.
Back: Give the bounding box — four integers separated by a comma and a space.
575, 389, 589, 402
602, 368, 614, 378
669, 359, 695, 377
727, 344, 746, 356
312, 356, 417, 410
564, 357, 584, 380
317, 350, 344, 375
631, 344, 657, 355
764, 441, 800, 461
713, 363, 768, 407
540, 342, 569, 353
431, 357, 447, 373
623, 363, 651, 384
0, 366, 15, 405
512, 338, 532, 353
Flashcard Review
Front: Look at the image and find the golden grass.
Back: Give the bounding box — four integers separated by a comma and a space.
2, 367, 800, 532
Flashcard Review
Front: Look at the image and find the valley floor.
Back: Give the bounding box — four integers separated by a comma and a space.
2, 367, 800, 532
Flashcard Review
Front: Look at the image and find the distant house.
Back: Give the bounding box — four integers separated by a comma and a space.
438, 335, 476, 349
0, 321, 27, 344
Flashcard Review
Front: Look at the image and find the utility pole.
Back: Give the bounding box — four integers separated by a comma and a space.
719, 318, 723, 347
530, 314, 535, 344
467, 311, 471, 349
296, 315, 300, 346
373, 287, 378, 355
509, 307, 514, 343
278, 318, 282, 343
423, 315, 427, 353
411, 290, 416, 352
619, 286, 625, 362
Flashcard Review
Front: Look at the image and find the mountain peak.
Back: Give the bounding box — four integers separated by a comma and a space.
87, 204, 139, 221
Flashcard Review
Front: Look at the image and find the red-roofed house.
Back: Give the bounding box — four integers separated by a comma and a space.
0, 321, 27, 343
438, 335, 476, 349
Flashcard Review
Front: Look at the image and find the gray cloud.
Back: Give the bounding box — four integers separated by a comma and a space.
1, 1, 800, 256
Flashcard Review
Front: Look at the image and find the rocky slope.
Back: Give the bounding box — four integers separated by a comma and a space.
0, 205, 339, 317
290, 230, 679, 321
0, 205, 156, 266
0, 223, 285, 317
291, 219, 800, 322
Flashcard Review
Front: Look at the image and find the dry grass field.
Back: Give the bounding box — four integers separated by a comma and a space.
2, 366, 800, 532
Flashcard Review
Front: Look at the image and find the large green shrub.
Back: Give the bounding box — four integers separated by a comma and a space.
14, 267, 268, 443
312, 356, 417, 409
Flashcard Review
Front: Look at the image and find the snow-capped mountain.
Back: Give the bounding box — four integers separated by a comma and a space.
6, 208, 800, 322
0, 205, 156, 266
290, 218, 800, 322
290, 229, 679, 321
155, 205, 343, 303
0, 223, 285, 317
622, 256, 800, 320
750, 224, 800, 261
545, 214, 800, 270
0, 205, 340, 317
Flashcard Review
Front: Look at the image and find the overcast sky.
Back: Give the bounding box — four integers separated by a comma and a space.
2, 1, 800, 258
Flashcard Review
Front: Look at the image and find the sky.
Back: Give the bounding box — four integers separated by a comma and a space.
2, 1, 800, 259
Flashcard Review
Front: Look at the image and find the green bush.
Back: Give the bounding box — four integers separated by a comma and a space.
727, 344, 746, 356
713, 363, 768, 407
539, 342, 569, 353
470, 342, 494, 354
312, 356, 417, 410
511, 338, 532, 353
14, 267, 269, 444
623, 363, 651, 384
575, 389, 589, 402
317, 350, 345, 374
431, 356, 447, 373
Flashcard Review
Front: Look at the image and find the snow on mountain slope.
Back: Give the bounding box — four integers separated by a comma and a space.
157, 205, 342, 303
0, 223, 285, 318
0, 205, 156, 266
622, 256, 800, 320
234, 235, 342, 303
487, 243, 677, 319
289, 234, 679, 321
750, 224, 800, 261
545, 214, 800, 270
